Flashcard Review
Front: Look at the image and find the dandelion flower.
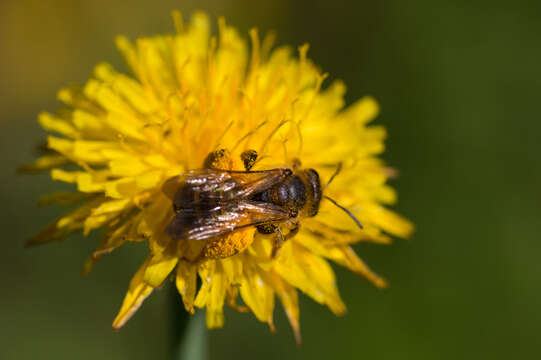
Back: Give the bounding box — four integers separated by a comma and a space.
27, 11, 413, 342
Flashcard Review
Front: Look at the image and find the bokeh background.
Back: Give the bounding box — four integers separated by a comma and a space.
1, 0, 540, 359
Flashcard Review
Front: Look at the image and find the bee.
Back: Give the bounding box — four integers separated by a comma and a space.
162, 149, 362, 260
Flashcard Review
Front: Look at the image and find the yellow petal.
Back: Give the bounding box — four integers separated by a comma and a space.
55, 196, 106, 228
374, 184, 397, 205
84, 78, 137, 117
84, 214, 140, 275
74, 141, 121, 163
274, 242, 346, 315
192, 260, 227, 328
206, 261, 227, 328
18, 155, 68, 173
109, 158, 149, 176
83, 197, 133, 235
38, 112, 78, 138
91, 199, 131, 215
26, 216, 79, 247
240, 260, 275, 328
176, 260, 197, 313
194, 261, 215, 308
71, 109, 108, 137
104, 113, 146, 141
144, 252, 178, 288
221, 256, 243, 285
143, 153, 171, 168
337, 246, 387, 288
47, 136, 73, 155
115, 36, 140, 79
76, 172, 107, 193
94, 62, 156, 114
28, 196, 106, 246
136, 37, 177, 99
337, 96, 379, 125
83, 213, 111, 235
112, 257, 154, 329
135, 170, 163, 190
57, 85, 103, 115
303, 218, 392, 245
296, 232, 387, 288
364, 203, 415, 239
104, 178, 140, 199
268, 272, 301, 344
50, 169, 79, 183
37, 192, 92, 206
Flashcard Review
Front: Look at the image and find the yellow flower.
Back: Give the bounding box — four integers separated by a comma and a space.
27, 11, 413, 342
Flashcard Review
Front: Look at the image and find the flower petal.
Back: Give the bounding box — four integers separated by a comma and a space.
112, 257, 154, 329
268, 271, 301, 344
144, 251, 178, 288
240, 259, 275, 329
176, 260, 197, 313
295, 232, 387, 288
206, 261, 227, 328
38, 112, 78, 138
274, 242, 346, 315
364, 203, 415, 238
194, 261, 228, 328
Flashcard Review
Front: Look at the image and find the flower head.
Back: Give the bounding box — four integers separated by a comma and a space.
27, 11, 413, 342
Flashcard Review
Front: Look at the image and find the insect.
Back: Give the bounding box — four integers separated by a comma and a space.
162, 149, 362, 260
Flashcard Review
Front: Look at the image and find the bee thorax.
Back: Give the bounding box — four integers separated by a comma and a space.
253, 175, 307, 213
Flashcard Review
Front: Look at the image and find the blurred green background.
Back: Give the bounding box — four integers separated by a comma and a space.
2, 0, 540, 359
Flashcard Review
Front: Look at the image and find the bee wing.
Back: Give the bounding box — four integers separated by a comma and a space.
165, 200, 290, 241
162, 168, 289, 203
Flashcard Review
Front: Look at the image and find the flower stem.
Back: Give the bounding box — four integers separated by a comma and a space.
169, 284, 207, 360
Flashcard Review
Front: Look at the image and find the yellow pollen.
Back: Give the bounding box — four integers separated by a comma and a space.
203, 228, 257, 259
201, 149, 258, 259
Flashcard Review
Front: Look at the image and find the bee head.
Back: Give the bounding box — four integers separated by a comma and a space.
303, 169, 322, 217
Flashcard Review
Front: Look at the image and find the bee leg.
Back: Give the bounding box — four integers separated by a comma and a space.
284, 222, 300, 241
256, 223, 284, 258
241, 149, 258, 171
271, 226, 284, 259
271, 223, 299, 259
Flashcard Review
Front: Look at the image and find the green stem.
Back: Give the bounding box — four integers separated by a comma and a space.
169, 284, 207, 360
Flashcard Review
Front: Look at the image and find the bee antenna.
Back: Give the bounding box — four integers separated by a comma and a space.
323, 195, 363, 230
324, 162, 342, 188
